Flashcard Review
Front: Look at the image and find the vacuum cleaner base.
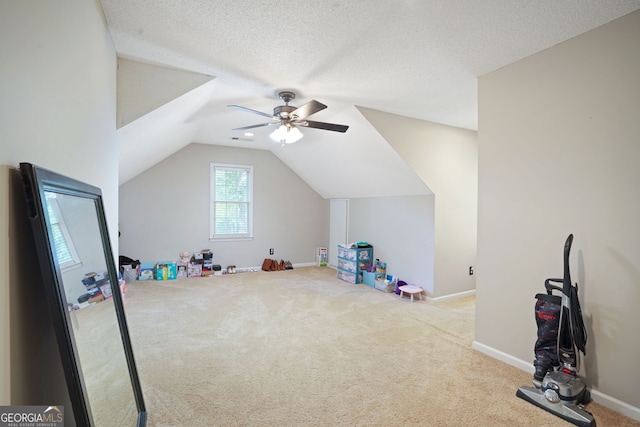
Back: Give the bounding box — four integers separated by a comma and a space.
517, 386, 595, 427
542, 370, 588, 404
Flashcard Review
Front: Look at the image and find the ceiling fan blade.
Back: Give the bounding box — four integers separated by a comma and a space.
298, 120, 349, 133
228, 105, 275, 119
232, 122, 277, 131
291, 100, 327, 120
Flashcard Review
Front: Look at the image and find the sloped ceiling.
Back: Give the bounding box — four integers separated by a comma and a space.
116, 58, 213, 127
103, 0, 640, 193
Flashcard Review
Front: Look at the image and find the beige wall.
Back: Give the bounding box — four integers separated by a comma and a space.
118, 143, 329, 268
476, 10, 640, 415
348, 195, 435, 293
117, 58, 213, 128
0, 0, 117, 408
358, 108, 478, 298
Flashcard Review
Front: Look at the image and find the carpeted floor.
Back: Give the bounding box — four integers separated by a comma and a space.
121, 267, 638, 426
73, 298, 138, 425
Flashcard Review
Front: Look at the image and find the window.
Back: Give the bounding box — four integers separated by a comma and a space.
46, 194, 81, 270
210, 163, 253, 240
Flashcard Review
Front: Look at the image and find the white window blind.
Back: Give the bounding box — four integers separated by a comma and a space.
210, 164, 253, 239
46, 194, 81, 270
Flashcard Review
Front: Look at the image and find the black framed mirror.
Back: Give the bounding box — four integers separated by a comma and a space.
19, 163, 146, 427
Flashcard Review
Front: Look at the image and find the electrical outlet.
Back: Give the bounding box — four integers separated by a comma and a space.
269, 248, 274, 255
469, 266, 474, 275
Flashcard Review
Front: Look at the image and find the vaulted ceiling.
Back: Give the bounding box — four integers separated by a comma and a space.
101, 0, 640, 194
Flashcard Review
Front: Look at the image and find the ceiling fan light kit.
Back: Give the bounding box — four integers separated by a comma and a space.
229, 90, 349, 146
270, 123, 303, 144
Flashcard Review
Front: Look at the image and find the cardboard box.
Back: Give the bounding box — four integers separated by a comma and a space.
99, 283, 113, 299
88, 294, 104, 304
177, 262, 188, 278
317, 247, 328, 267
188, 263, 202, 278
155, 262, 177, 280
139, 262, 154, 281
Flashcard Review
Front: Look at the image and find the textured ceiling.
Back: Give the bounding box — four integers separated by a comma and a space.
102, 0, 639, 129
101, 1, 640, 189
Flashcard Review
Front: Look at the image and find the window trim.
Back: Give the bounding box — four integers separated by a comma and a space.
209, 163, 254, 241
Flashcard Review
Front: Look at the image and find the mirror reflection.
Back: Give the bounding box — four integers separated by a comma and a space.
45, 191, 137, 426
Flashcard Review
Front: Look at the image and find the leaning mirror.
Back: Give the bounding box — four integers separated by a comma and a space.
20, 163, 146, 427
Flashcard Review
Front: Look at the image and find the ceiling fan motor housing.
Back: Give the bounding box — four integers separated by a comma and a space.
274, 105, 296, 120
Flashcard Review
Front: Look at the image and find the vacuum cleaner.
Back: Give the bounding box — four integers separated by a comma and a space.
516, 234, 596, 427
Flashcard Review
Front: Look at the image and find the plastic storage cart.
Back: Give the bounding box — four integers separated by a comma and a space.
336, 245, 373, 284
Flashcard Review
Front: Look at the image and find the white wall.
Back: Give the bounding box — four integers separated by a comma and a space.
118, 143, 329, 268
358, 108, 478, 298
348, 196, 435, 294
329, 199, 349, 267
0, 0, 118, 407
476, 10, 640, 415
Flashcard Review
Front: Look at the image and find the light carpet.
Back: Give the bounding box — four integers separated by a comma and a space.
122, 267, 638, 426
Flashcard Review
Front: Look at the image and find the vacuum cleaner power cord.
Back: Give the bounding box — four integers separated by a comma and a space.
569, 283, 587, 356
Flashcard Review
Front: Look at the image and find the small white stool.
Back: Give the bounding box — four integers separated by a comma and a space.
398, 285, 423, 302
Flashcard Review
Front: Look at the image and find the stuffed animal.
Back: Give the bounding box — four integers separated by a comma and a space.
179, 252, 191, 263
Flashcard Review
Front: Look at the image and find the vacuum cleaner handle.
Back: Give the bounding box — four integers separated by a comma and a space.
563, 234, 573, 295
544, 234, 574, 295
545, 278, 563, 295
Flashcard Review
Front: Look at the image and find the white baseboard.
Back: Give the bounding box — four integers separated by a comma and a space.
427, 289, 476, 303
293, 262, 317, 268
233, 262, 319, 273
318, 271, 476, 303
233, 266, 261, 273
589, 389, 640, 422
472, 341, 534, 373
471, 341, 640, 422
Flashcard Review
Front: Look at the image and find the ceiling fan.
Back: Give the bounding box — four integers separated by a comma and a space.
228, 91, 349, 145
